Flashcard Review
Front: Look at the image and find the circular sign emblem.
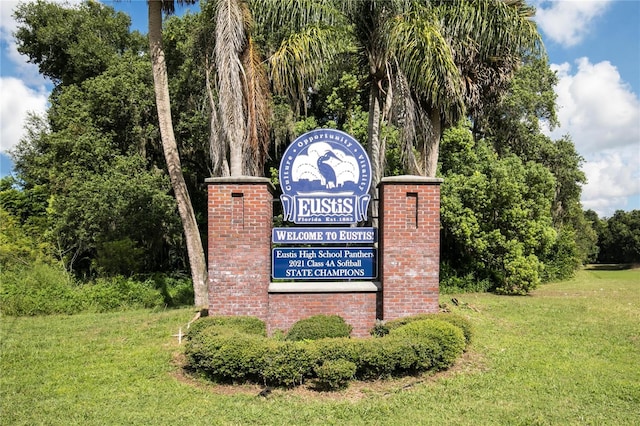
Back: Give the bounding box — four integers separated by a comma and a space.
279, 129, 372, 224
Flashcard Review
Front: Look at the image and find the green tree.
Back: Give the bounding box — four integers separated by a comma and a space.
13, 0, 143, 86
478, 56, 597, 277
51, 156, 181, 275
440, 124, 556, 295
597, 210, 640, 264
338, 0, 541, 192
11, 1, 191, 279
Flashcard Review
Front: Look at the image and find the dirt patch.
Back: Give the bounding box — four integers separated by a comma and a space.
170, 349, 487, 401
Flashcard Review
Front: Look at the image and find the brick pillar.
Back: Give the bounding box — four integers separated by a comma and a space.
206, 177, 275, 320
379, 176, 442, 320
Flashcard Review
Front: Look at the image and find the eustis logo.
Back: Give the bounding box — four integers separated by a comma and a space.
279, 129, 372, 224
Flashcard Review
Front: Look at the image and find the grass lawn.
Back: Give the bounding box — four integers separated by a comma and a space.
1, 268, 639, 425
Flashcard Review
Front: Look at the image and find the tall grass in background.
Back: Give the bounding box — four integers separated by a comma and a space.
0, 262, 192, 315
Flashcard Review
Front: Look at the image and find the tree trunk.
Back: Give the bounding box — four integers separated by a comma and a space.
367, 80, 384, 194
367, 80, 383, 226
424, 109, 442, 177
148, 1, 208, 308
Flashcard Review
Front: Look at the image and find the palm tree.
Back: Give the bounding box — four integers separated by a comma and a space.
148, 0, 207, 308
201, 0, 347, 177
201, 0, 271, 177
343, 0, 541, 183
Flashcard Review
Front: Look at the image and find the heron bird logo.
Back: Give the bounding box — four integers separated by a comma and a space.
317, 151, 342, 189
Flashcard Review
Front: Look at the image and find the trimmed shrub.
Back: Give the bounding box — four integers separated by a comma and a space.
353, 337, 418, 379
261, 340, 315, 387
186, 316, 267, 340
308, 337, 360, 364
372, 313, 473, 346
286, 314, 352, 341
185, 329, 267, 382
390, 319, 466, 370
314, 359, 356, 391
183, 315, 471, 390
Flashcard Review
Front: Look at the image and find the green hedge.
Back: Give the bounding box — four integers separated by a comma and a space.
390, 319, 466, 370
314, 359, 356, 391
185, 330, 268, 383
186, 316, 267, 340
371, 312, 474, 345
184, 313, 471, 390
285, 314, 353, 341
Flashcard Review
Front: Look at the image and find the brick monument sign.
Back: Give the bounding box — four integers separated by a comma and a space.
206, 129, 442, 337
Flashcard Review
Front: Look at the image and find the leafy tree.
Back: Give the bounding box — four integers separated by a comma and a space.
336, 0, 541, 195
597, 210, 640, 264
440, 124, 556, 295
0, 207, 47, 268
14, 0, 144, 86
11, 1, 190, 278
474, 56, 597, 279
50, 155, 182, 275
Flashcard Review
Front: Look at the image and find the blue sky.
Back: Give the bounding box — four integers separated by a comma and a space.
1, 0, 638, 218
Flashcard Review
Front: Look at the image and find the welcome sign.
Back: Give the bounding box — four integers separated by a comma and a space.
279, 129, 372, 224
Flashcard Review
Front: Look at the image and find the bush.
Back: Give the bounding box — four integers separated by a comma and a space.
82, 276, 163, 312
185, 329, 268, 383
0, 265, 166, 316
0, 262, 82, 316
152, 274, 194, 307
184, 315, 470, 390
353, 337, 417, 379
185, 329, 315, 387
372, 313, 473, 346
390, 319, 466, 370
186, 316, 267, 340
286, 314, 352, 341
314, 359, 356, 391
261, 340, 315, 387
308, 337, 360, 364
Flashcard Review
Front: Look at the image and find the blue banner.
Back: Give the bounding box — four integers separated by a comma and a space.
272, 227, 376, 244
273, 248, 377, 280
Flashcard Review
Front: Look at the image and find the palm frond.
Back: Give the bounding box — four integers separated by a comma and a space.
269, 24, 350, 112
388, 7, 464, 124
252, 0, 344, 31
242, 35, 271, 175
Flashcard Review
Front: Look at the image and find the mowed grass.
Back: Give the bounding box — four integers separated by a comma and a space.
1, 268, 638, 425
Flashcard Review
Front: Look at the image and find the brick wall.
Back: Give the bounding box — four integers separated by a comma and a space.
206, 177, 274, 321
379, 176, 442, 320
268, 292, 379, 337
205, 175, 442, 337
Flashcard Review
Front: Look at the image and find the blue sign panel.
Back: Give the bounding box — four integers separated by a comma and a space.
272, 227, 376, 244
279, 129, 372, 224
273, 248, 377, 280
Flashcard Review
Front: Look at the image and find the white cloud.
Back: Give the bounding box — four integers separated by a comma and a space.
533, 0, 613, 47
550, 58, 640, 154
0, 76, 48, 152
545, 57, 640, 217
1, 1, 50, 86
580, 147, 640, 217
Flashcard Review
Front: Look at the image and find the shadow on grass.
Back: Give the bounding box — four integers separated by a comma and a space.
584, 263, 636, 271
